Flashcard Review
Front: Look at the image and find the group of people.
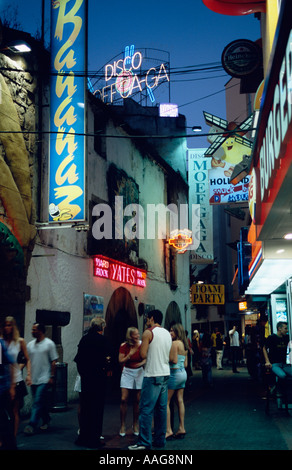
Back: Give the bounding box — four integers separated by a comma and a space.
74, 310, 189, 450
1, 312, 292, 451
187, 328, 225, 389
0, 316, 58, 449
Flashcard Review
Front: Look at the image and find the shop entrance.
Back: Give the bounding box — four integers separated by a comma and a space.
105, 287, 137, 388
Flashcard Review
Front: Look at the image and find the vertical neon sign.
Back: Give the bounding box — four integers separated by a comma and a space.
49, 0, 86, 222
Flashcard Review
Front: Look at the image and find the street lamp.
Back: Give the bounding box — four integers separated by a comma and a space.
1, 40, 32, 54
192, 126, 202, 132
7, 41, 31, 53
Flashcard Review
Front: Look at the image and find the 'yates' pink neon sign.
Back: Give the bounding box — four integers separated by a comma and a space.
93, 255, 147, 288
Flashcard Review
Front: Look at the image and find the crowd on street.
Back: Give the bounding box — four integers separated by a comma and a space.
1, 312, 292, 450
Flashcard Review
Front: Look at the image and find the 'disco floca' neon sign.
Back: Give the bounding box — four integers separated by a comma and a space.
93, 46, 170, 103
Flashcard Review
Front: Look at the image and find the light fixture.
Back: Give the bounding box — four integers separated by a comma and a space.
168, 229, 193, 253
245, 259, 292, 295
192, 126, 202, 132
284, 233, 292, 240
6, 41, 31, 53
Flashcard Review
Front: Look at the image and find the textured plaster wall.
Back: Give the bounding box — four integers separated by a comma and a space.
25, 99, 190, 401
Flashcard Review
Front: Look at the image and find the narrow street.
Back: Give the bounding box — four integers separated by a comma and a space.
16, 366, 292, 452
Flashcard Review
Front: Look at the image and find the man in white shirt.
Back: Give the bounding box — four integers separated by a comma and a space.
24, 323, 58, 434
229, 325, 240, 373
129, 309, 172, 450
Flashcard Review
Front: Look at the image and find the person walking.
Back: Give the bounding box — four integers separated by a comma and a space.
166, 323, 188, 440
2, 316, 31, 437
118, 327, 145, 437
128, 309, 172, 450
229, 325, 240, 373
215, 331, 224, 370
211, 328, 218, 366
200, 332, 213, 387
192, 330, 201, 370
0, 338, 16, 449
24, 323, 58, 434
184, 330, 193, 384
74, 317, 112, 449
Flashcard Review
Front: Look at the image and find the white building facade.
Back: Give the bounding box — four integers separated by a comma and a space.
25, 95, 191, 399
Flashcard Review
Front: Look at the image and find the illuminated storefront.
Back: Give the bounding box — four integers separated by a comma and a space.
202, 0, 291, 336
244, 0, 292, 334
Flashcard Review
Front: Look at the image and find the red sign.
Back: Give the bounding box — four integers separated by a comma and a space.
251, 12, 292, 235
93, 255, 146, 288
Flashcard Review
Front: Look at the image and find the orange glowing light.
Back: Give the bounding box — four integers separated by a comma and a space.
168, 229, 193, 253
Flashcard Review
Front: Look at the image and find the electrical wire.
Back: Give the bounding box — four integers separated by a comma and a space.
0, 61, 225, 79
0, 56, 241, 137
179, 81, 239, 109
0, 127, 256, 140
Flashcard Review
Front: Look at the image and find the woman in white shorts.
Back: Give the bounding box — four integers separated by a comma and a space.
118, 327, 145, 437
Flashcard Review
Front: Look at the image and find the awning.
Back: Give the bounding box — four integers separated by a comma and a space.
246, 258, 292, 295
245, 240, 292, 295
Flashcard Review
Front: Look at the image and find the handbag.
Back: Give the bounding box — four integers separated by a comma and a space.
17, 350, 27, 365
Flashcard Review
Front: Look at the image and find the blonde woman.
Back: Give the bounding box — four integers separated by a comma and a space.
2, 316, 31, 436
118, 327, 145, 437
166, 323, 188, 440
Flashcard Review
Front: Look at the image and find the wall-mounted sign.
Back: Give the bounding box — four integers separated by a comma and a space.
168, 229, 192, 254
221, 39, 262, 78
209, 168, 250, 204
237, 226, 251, 295
83, 294, 104, 332
203, 111, 253, 178
188, 149, 214, 264
238, 301, 247, 311
93, 46, 169, 104
159, 103, 178, 117
49, 0, 87, 223
250, 8, 292, 241
259, 29, 292, 203
93, 255, 147, 288
191, 284, 225, 305
248, 168, 258, 223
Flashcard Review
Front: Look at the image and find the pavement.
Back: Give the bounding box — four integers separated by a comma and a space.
14, 365, 292, 456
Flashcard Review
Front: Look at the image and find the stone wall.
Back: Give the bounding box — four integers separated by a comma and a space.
0, 51, 38, 318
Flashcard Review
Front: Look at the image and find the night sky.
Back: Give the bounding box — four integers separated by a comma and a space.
1, 0, 260, 148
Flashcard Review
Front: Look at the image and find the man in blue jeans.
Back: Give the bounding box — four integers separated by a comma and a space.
128, 310, 172, 450
263, 321, 292, 396
24, 323, 58, 434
